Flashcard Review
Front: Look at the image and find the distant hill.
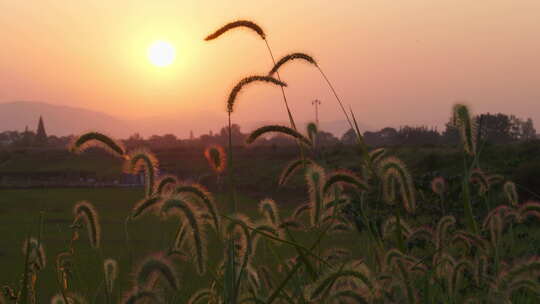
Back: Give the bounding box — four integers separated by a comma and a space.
0, 101, 132, 137
0, 101, 368, 139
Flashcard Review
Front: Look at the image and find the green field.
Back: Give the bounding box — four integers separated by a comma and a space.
0, 187, 362, 303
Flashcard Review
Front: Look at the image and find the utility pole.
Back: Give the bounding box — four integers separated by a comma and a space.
311, 99, 321, 124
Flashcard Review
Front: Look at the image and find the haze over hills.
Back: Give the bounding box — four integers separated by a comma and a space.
0, 101, 366, 139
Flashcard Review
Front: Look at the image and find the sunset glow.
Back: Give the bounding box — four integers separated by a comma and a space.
148, 41, 176, 67
0, 1, 539, 138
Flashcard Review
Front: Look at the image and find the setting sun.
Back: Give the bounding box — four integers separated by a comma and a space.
148, 40, 176, 67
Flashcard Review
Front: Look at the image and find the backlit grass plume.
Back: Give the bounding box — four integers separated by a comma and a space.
258, 198, 281, 228
121, 290, 162, 304
104, 258, 118, 295
50, 292, 87, 304
224, 213, 253, 261
304, 262, 374, 302
135, 254, 179, 290
306, 164, 326, 227
204, 145, 227, 174
72, 201, 101, 249
124, 148, 159, 198
187, 288, 215, 304
161, 197, 207, 275
378, 157, 416, 213
268, 53, 317, 76
155, 175, 178, 196
452, 104, 477, 156
278, 157, 313, 186
431, 176, 447, 196
323, 169, 367, 196
470, 169, 490, 195
292, 202, 311, 221
227, 76, 286, 113
22, 237, 46, 271
435, 216, 456, 250
369, 148, 386, 166
69, 131, 125, 157
503, 181, 518, 206
205, 20, 265, 41
130, 196, 162, 219
306, 122, 318, 144
246, 125, 312, 147
174, 183, 220, 234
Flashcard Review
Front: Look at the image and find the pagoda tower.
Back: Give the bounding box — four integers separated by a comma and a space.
36, 116, 47, 144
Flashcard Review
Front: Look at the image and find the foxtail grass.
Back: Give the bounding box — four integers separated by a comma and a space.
378, 157, 416, 214
130, 196, 162, 220
161, 197, 207, 275
258, 199, 281, 228
246, 125, 312, 147
69, 131, 125, 157
304, 263, 374, 302
267, 52, 317, 77
22, 237, 46, 271
134, 254, 179, 290
103, 258, 118, 296
504, 181, 518, 206
124, 148, 159, 198
323, 169, 367, 196
205, 20, 265, 41
154, 175, 178, 196
453, 104, 477, 156
50, 292, 87, 304
306, 164, 326, 227
121, 290, 162, 304
227, 76, 286, 114
174, 183, 220, 234
306, 122, 318, 144
72, 201, 101, 249
278, 158, 313, 186
187, 288, 214, 304
204, 145, 227, 174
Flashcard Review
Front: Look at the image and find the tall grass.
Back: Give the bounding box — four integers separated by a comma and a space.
2, 19, 540, 304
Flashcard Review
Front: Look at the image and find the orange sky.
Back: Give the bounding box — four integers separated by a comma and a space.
1, 1, 539, 134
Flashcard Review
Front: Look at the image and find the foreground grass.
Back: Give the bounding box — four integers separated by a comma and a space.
0, 188, 362, 302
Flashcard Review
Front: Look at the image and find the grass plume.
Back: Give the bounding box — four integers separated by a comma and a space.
246, 125, 312, 147
161, 197, 207, 275
121, 290, 162, 304
104, 258, 118, 295
69, 131, 125, 157
204, 145, 227, 174
155, 175, 178, 196
378, 157, 416, 213
306, 164, 326, 227
134, 254, 179, 290
205, 20, 265, 41
130, 196, 162, 219
453, 104, 477, 156
323, 169, 367, 196
72, 201, 101, 249
268, 52, 317, 76
124, 148, 159, 198
227, 76, 286, 113
278, 157, 313, 186
174, 184, 220, 234
503, 181, 518, 206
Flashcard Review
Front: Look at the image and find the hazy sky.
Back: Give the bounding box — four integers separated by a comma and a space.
1, 1, 539, 132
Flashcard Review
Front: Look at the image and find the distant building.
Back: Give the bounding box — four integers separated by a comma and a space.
36, 115, 47, 144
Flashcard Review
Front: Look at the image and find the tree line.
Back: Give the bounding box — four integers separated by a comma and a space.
0, 112, 536, 149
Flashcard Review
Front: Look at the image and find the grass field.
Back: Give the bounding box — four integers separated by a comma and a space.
0, 187, 362, 303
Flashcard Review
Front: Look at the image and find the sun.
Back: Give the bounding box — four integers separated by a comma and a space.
148, 40, 176, 67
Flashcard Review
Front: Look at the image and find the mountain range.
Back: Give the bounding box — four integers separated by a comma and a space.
0, 101, 369, 139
